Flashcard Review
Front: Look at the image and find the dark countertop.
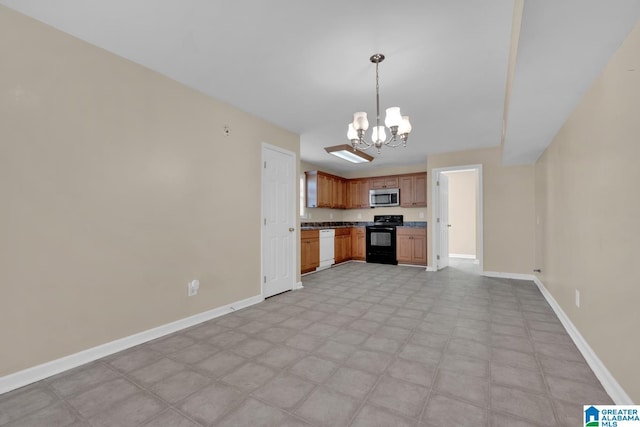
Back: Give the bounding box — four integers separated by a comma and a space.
301, 221, 426, 230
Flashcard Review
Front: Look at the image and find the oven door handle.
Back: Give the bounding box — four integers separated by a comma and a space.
370, 227, 395, 231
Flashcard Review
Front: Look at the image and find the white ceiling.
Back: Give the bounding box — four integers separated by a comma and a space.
2, 1, 639, 173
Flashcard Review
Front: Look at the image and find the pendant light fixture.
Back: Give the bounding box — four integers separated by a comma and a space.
348, 53, 412, 153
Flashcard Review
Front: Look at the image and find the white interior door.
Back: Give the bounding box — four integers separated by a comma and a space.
438, 172, 450, 269
262, 144, 295, 298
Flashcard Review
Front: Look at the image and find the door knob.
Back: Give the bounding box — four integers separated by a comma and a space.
289, 227, 295, 232
447, 224, 452, 227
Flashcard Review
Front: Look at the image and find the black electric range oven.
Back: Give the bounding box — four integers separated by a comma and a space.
366, 215, 403, 265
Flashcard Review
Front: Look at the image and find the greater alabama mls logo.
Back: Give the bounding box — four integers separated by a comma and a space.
584, 405, 640, 426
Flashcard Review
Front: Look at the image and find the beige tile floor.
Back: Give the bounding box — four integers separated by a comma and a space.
0, 262, 613, 426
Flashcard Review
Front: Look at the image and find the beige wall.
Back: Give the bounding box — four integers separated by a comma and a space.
0, 7, 299, 376
534, 19, 640, 402
445, 170, 477, 257
427, 147, 535, 273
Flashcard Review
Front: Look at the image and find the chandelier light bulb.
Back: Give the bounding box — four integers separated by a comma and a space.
384, 107, 402, 128
353, 112, 369, 131
347, 123, 358, 140
398, 116, 412, 134
371, 125, 386, 144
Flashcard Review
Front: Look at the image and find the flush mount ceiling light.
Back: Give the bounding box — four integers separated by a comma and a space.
348, 53, 412, 153
325, 144, 374, 163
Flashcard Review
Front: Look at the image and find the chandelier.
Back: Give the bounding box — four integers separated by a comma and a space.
347, 53, 412, 153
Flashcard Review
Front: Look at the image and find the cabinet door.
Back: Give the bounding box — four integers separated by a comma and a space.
412, 234, 427, 264
309, 238, 320, 269
347, 180, 359, 209
301, 230, 320, 273
318, 174, 332, 207
343, 235, 352, 260
396, 234, 413, 264
370, 178, 386, 189
396, 227, 427, 265
305, 171, 318, 208
370, 176, 398, 189
351, 228, 366, 260
399, 173, 427, 207
358, 180, 370, 208
399, 175, 414, 207
334, 235, 343, 263
334, 178, 345, 209
413, 174, 427, 206
301, 240, 310, 272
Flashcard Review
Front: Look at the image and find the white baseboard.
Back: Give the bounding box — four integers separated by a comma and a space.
449, 254, 476, 259
294, 281, 304, 290
533, 277, 633, 405
0, 294, 263, 395
426, 266, 437, 272
483, 271, 536, 281
397, 263, 428, 268
481, 270, 631, 404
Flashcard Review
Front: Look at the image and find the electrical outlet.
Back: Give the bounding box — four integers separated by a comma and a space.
357, 213, 362, 219
188, 280, 200, 296
419, 211, 425, 219
330, 213, 334, 219
575, 289, 580, 308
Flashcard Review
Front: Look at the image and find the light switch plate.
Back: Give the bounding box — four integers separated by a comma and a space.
188, 280, 200, 296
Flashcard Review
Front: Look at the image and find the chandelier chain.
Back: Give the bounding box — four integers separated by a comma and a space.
375, 60, 381, 131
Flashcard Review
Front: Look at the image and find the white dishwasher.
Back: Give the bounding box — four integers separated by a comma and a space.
317, 229, 335, 271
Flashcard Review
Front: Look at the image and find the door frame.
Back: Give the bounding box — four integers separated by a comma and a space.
431, 164, 483, 271
260, 143, 297, 298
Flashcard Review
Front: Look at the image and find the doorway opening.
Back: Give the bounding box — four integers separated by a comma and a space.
432, 165, 483, 272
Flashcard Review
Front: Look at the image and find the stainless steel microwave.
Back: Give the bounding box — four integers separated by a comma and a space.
369, 188, 400, 207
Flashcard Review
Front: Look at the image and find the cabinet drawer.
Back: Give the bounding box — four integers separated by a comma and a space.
397, 227, 426, 237
301, 229, 319, 240
335, 228, 350, 237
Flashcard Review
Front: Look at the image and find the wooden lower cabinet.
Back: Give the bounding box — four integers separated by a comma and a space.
334, 228, 352, 264
396, 227, 427, 265
351, 227, 366, 261
301, 229, 320, 273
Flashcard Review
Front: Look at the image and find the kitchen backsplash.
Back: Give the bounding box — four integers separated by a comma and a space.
301, 221, 427, 229
303, 206, 428, 223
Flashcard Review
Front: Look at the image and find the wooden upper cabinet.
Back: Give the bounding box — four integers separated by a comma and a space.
370, 176, 399, 189
347, 180, 358, 209
332, 176, 346, 209
399, 173, 427, 207
307, 170, 424, 209
317, 173, 332, 207
306, 171, 345, 208
347, 179, 370, 209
